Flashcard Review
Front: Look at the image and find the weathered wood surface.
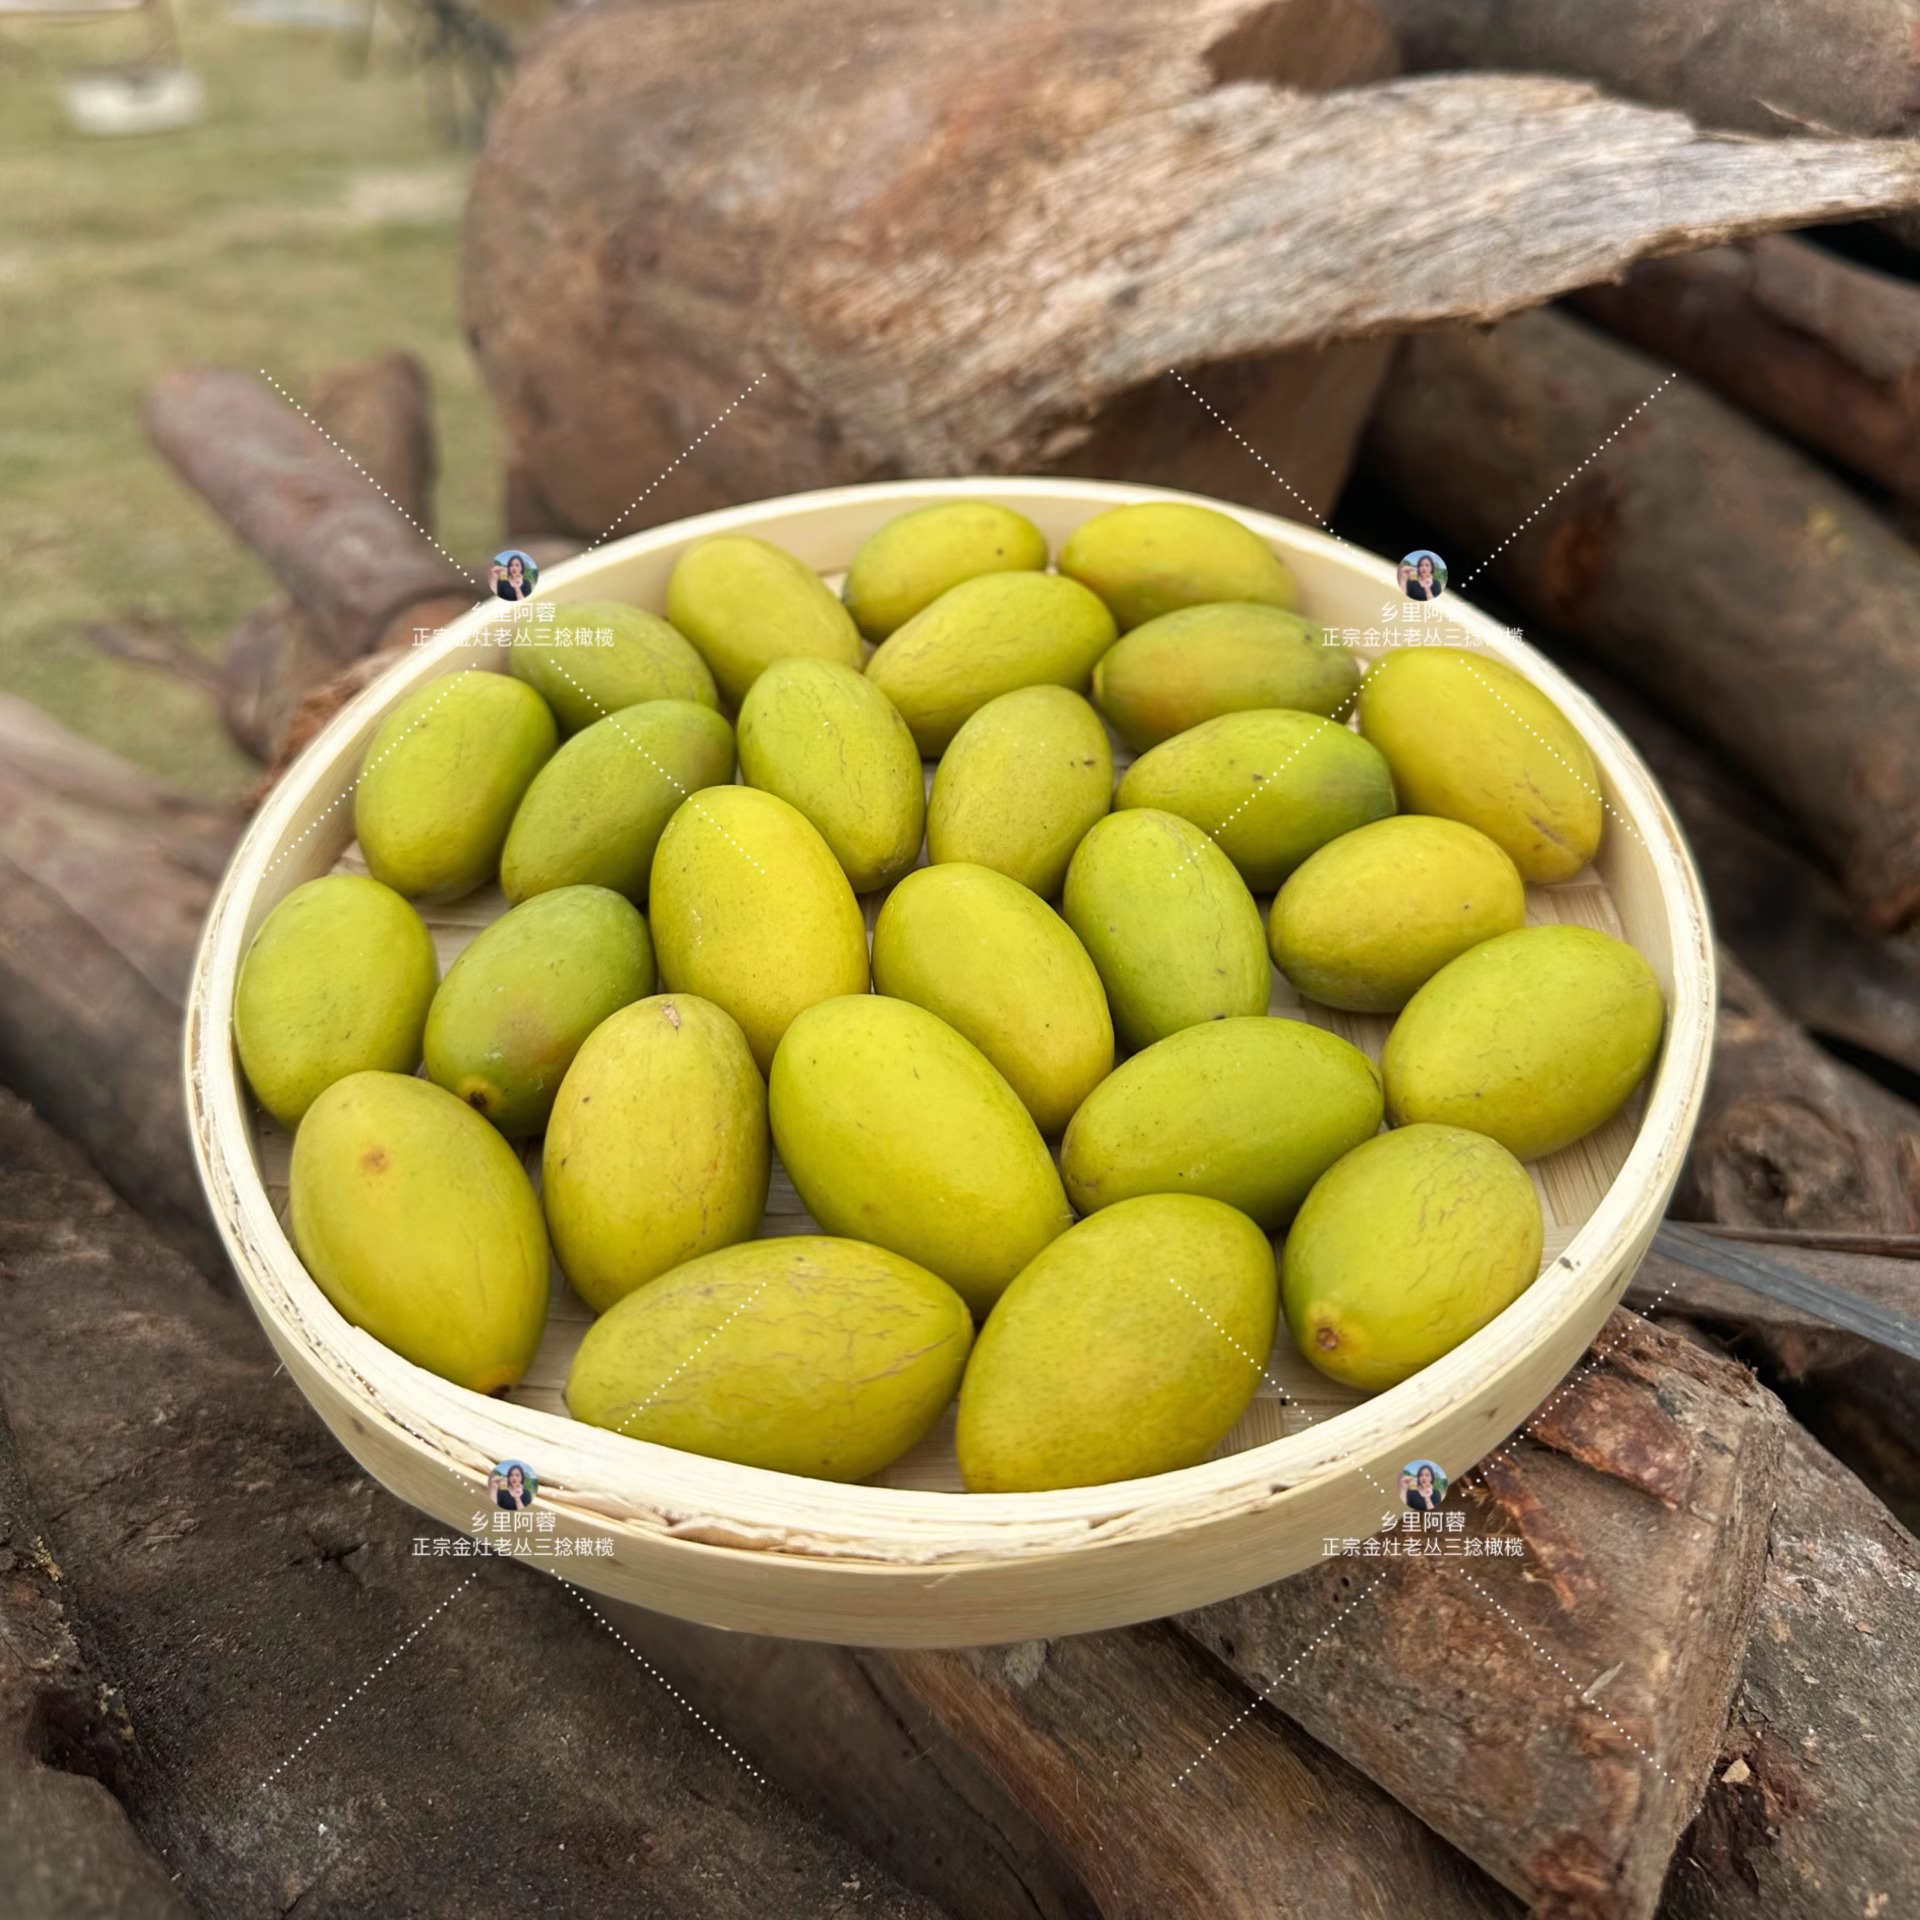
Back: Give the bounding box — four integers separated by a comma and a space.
145, 366, 470, 664
1180, 1312, 1778, 1920
463, 0, 1920, 537
1365, 309, 1920, 931
1556, 652, 1920, 1081
1574, 235, 1920, 510
0, 696, 236, 1273
891, 1625, 1519, 1920
0, 1091, 947, 1919
1660, 1419, 1920, 1920
1375, 0, 1920, 139
1677, 951, 1920, 1236
309, 350, 438, 533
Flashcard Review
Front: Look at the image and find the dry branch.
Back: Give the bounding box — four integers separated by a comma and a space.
1573, 235, 1920, 509
309, 349, 438, 532
463, 0, 1920, 534
1365, 308, 1920, 931
1178, 1312, 1778, 1920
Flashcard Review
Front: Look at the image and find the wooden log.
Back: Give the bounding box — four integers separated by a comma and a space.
1178, 1311, 1780, 1920
462, 0, 1920, 538
1551, 650, 1920, 1081
1677, 950, 1920, 1235
0, 696, 236, 1273
1364, 309, 1920, 931
309, 349, 438, 533
890, 1625, 1519, 1919
1374, 0, 1920, 140
0, 1090, 948, 1919
145, 365, 470, 663
0, 1401, 193, 1920
1572, 235, 1920, 510
1660, 1419, 1920, 1920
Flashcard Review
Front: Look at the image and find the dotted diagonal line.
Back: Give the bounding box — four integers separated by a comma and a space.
1163, 369, 1344, 542
258, 369, 479, 584
557, 1580, 768, 1786
1170, 1569, 1382, 1787
258, 1566, 481, 1786
1451, 1566, 1680, 1786
263, 675, 464, 876
579, 374, 769, 557
606, 1283, 775, 1444
1461, 374, 1676, 584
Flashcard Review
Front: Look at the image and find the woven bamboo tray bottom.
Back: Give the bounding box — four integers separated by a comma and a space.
251, 843, 1637, 1497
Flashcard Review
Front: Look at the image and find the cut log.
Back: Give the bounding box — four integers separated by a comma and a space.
891, 1625, 1519, 1919
463, 0, 1920, 537
1659, 1420, 1920, 1920
309, 349, 438, 533
145, 365, 471, 664
1178, 1311, 1779, 1920
1572, 235, 1920, 510
1677, 950, 1920, 1235
1552, 650, 1920, 1081
1374, 0, 1920, 139
0, 1090, 948, 1919
1365, 308, 1920, 930
0, 696, 236, 1272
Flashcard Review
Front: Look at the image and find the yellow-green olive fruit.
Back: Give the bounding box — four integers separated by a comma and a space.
289, 1071, 549, 1393
1282, 1124, 1543, 1391
234, 875, 439, 1131
736, 658, 924, 892
354, 669, 558, 900
1060, 810, 1270, 1050
510, 603, 718, 732
542, 994, 770, 1313
1058, 501, 1297, 630
1268, 815, 1526, 1013
843, 501, 1048, 640
422, 886, 655, 1138
1091, 602, 1358, 750
1116, 709, 1395, 892
566, 1236, 972, 1481
647, 786, 870, 1073
1357, 647, 1603, 882
666, 535, 864, 705
872, 864, 1113, 1134
956, 1195, 1277, 1492
926, 686, 1111, 898
864, 572, 1118, 755
1381, 924, 1665, 1160
1060, 1015, 1382, 1230
500, 699, 736, 904
770, 995, 1073, 1315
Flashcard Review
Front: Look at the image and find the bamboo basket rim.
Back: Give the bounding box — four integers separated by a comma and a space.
184, 476, 1716, 1582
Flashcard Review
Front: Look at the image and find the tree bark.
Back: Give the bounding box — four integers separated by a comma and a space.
0, 697, 237, 1273
1572, 235, 1920, 510
463, 0, 1920, 538
309, 350, 438, 534
1365, 309, 1920, 931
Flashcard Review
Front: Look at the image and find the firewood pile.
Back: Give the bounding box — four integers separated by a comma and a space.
7, 3, 1920, 1915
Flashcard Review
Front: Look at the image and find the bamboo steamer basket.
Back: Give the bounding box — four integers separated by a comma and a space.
185, 478, 1715, 1647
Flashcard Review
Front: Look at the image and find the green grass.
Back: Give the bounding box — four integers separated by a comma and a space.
0, 0, 505, 796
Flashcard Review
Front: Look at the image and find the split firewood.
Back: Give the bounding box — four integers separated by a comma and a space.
1364, 309, 1920, 931
1178, 1312, 1779, 1920
1572, 235, 1920, 512
144, 365, 472, 666
463, 0, 1920, 537
890, 1625, 1519, 1919
1659, 1419, 1920, 1920
1677, 950, 1920, 1235
0, 1090, 945, 1919
0, 696, 237, 1273
1551, 651, 1920, 1081
1374, 0, 1920, 140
